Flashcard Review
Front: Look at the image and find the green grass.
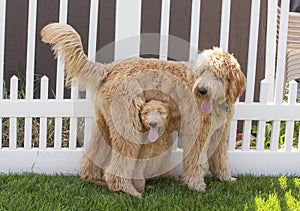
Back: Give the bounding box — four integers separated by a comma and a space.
1, 174, 300, 210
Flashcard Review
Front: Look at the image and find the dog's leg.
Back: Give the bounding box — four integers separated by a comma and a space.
104, 136, 142, 198
208, 123, 235, 182
80, 124, 108, 182
182, 135, 210, 192
132, 158, 146, 193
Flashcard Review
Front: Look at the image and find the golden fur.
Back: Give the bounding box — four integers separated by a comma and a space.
41, 23, 246, 196
181, 48, 246, 191
41, 23, 194, 198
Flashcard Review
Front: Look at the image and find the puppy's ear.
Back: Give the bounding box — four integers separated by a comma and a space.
166, 106, 181, 133
227, 64, 246, 104
131, 97, 145, 131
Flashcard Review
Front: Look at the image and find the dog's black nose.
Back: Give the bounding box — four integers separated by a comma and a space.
198, 87, 208, 95
149, 121, 157, 128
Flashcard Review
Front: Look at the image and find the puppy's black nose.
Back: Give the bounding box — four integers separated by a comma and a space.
198, 87, 208, 95
149, 121, 157, 128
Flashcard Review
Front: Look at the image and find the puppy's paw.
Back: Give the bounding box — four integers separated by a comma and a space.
132, 179, 146, 193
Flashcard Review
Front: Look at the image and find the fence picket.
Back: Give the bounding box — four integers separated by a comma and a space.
189, 0, 201, 61
24, 0, 37, 150
9, 76, 18, 149
54, 0, 69, 149
219, 0, 231, 51
39, 76, 48, 149
284, 80, 297, 151
242, 121, 252, 151
274, 0, 290, 104
265, 0, 277, 101
256, 79, 269, 151
159, 0, 170, 60
245, 0, 261, 103
114, 0, 142, 60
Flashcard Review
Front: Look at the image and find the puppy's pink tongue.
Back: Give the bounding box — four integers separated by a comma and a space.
148, 128, 159, 142
201, 98, 213, 114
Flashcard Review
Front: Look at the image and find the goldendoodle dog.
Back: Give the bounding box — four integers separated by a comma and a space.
181, 48, 246, 191
41, 23, 196, 198
41, 23, 245, 196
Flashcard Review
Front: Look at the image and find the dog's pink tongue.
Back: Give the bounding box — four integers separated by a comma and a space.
201, 99, 213, 114
148, 128, 159, 142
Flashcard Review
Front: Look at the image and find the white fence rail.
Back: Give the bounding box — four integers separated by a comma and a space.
1, 0, 300, 176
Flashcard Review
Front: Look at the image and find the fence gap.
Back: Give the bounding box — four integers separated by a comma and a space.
228, 120, 237, 151
69, 85, 79, 149
0, 0, 6, 148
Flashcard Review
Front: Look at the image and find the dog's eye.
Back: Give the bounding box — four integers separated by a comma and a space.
158, 111, 165, 115
142, 111, 148, 115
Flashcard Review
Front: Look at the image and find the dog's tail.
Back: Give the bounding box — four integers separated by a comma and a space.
41, 23, 112, 90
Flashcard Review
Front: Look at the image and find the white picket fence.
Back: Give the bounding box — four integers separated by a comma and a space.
0, 0, 300, 176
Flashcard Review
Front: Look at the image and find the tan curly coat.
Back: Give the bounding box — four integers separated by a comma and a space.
41, 23, 246, 197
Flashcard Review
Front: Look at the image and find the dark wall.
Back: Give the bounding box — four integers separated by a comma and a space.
4, 0, 267, 100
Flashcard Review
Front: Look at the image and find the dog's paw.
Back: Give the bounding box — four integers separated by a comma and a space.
215, 175, 236, 182
106, 175, 142, 198
182, 178, 206, 192
132, 179, 146, 193
188, 182, 206, 192
230, 177, 237, 182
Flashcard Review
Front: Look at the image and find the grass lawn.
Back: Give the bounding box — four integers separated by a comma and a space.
0, 173, 300, 210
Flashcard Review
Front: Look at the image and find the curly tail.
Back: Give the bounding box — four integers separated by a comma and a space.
41, 23, 112, 90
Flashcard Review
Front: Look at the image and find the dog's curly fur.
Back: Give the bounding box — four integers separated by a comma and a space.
41, 23, 195, 198
41, 23, 246, 197
181, 48, 246, 191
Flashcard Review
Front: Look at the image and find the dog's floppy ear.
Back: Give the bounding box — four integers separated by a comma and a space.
131, 97, 146, 131
227, 63, 246, 104
166, 104, 181, 133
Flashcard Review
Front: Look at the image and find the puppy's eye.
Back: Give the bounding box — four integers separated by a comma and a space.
142, 111, 148, 115
158, 111, 165, 115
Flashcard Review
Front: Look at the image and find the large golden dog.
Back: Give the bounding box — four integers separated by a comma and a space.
41, 23, 197, 198
181, 48, 246, 191
41, 23, 245, 197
